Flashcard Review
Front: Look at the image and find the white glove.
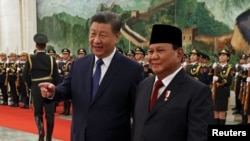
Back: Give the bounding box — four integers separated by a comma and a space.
6, 68, 10, 72
235, 72, 239, 78
212, 63, 217, 69
182, 62, 187, 67
246, 63, 250, 69
242, 64, 248, 70
235, 63, 239, 68
17, 67, 21, 72
58, 69, 61, 73
247, 77, 250, 82
213, 76, 218, 82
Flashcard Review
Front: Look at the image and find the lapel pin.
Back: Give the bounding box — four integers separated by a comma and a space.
164, 90, 171, 101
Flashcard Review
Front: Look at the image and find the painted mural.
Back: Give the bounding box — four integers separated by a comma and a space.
37, 0, 250, 62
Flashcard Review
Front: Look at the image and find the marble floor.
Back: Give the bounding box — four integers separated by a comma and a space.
0, 113, 72, 141
0, 91, 243, 141
0, 126, 63, 141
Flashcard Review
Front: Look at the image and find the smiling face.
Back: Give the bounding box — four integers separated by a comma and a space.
89, 22, 120, 58
147, 43, 184, 79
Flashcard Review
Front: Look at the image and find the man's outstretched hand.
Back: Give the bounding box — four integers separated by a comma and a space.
38, 82, 55, 99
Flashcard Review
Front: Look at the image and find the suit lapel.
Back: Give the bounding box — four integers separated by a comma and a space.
86, 55, 95, 101
148, 69, 186, 118
142, 77, 155, 113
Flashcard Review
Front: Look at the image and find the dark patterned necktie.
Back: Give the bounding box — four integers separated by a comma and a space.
92, 59, 104, 99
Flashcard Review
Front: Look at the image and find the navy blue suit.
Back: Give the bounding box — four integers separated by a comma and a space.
54, 51, 144, 141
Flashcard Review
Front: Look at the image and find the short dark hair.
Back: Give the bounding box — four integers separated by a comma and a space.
89, 11, 122, 34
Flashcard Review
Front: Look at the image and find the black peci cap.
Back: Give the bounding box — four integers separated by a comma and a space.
149, 24, 182, 47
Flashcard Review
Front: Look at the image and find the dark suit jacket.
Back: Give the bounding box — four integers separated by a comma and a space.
54, 51, 144, 141
133, 69, 214, 141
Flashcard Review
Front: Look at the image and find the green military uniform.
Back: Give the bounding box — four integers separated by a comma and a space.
59, 48, 72, 115
213, 49, 234, 125
135, 47, 153, 78
7, 52, 19, 107
16, 52, 30, 109
22, 33, 61, 141
185, 49, 202, 81
0, 52, 8, 105
233, 54, 247, 115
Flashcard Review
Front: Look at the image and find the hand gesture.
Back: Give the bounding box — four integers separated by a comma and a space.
38, 82, 55, 99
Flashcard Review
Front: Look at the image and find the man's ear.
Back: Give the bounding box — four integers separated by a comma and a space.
177, 48, 184, 61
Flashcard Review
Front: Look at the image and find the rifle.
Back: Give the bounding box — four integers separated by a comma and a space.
4, 60, 9, 86
212, 63, 218, 105
244, 66, 250, 114
238, 80, 243, 100
241, 81, 246, 105
15, 61, 20, 87
240, 66, 248, 105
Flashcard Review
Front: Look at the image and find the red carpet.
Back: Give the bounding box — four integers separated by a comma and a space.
0, 102, 71, 141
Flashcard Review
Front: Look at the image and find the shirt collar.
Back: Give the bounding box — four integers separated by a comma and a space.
94, 47, 116, 66
155, 66, 183, 87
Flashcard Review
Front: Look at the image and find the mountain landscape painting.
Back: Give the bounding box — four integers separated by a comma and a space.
37, 0, 250, 61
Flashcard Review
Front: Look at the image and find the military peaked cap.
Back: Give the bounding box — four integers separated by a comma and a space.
219, 49, 230, 57
61, 48, 70, 54
77, 48, 86, 55
34, 33, 48, 44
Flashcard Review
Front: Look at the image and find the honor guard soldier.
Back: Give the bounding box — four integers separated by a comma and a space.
182, 53, 190, 71
77, 48, 87, 58
22, 33, 61, 141
47, 48, 59, 111
6, 52, 19, 107
126, 50, 135, 60
0, 52, 8, 105
47, 48, 56, 58
16, 51, 30, 109
236, 54, 248, 124
135, 47, 152, 78
245, 55, 250, 125
59, 48, 72, 115
212, 49, 234, 124
233, 54, 247, 116
185, 49, 202, 81
200, 53, 213, 85
135, 47, 146, 64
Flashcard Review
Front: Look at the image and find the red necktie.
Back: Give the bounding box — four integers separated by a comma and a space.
150, 80, 164, 110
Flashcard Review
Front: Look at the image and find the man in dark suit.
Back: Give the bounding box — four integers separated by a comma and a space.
38, 11, 144, 141
133, 24, 214, 141
22, 33, 61, 141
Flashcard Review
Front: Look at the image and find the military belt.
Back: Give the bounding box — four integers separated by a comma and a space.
32, 76, 52, 82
